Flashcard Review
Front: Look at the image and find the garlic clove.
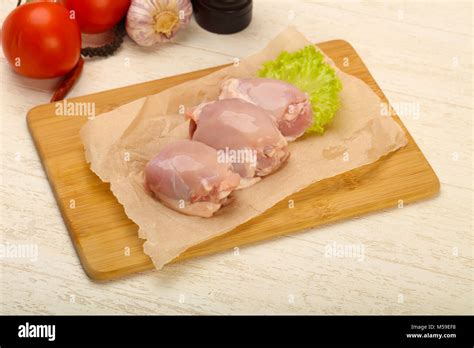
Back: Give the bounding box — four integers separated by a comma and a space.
126, 0, 193, 46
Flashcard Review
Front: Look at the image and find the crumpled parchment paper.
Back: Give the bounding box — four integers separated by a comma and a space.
80, 27, 408, 269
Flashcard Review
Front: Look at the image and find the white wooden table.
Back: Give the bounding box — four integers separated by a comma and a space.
1, 0, 472, 314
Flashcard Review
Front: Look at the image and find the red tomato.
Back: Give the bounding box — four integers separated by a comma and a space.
65, 0, 131, 34
28, 0, 65, 4
2, 2, 81, 79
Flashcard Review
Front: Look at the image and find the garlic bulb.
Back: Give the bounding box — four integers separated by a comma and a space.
126, 0, 193, 47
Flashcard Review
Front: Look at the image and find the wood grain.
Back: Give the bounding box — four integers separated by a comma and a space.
26, 40, 440, 280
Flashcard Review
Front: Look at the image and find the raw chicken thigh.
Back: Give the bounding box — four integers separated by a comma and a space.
187, 98, 289, 187
220, 78, 313, 141
144, 140, 241, 218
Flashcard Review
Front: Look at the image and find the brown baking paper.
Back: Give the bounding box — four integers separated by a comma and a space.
80, 27, 408, 270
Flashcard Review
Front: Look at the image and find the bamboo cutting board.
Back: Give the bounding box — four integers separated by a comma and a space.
27, 40, 439, 280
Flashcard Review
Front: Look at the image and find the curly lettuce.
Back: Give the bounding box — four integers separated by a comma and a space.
258, 45, 342, 134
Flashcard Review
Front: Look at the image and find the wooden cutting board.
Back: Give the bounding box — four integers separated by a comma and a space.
27, 40, 440, 281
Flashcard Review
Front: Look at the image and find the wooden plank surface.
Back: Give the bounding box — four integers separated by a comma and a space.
27, 40, 439, 280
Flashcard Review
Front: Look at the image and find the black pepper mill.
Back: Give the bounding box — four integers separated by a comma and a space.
192, 0, 253, 34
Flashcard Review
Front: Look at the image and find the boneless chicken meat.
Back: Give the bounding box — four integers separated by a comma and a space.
187, 98, 289, 188
144, 140, 241, 217
220, 78, 313, 141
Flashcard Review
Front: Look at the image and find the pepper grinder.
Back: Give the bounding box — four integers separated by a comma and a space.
192, 0, 253, 34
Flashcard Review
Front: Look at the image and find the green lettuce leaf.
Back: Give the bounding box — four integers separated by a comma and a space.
258, 45, 342, 134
